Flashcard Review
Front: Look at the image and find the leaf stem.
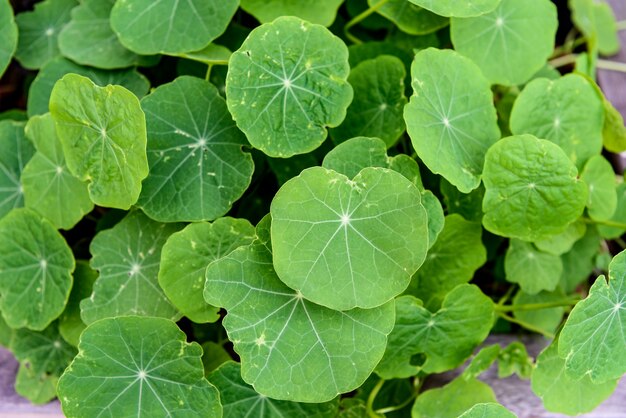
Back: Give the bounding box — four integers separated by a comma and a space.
616, 19, 626, 31
581, 216, 626, 230
366, 378, 385, 418
548, 53, 578, 68
374, 376, 422, 414
344, 0, 391, 45
496, 312, 555, 338
495, 299, 580, 312
497, 286, 516, 307
596, 59, 626, 73
205, 65, 213, 81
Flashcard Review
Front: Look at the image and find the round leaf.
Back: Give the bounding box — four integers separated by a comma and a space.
580, 155, 617, 222
533, 220, 587, 256
226, 16, 353, 157
504, 239, 563, 294
371, 0, 448, 35
240, 0, 344, 27
0, 121, 35, 219
271, 166, 428, 310
411, 377, 496, 418
322, 136, 389, 179
57, 316, 221, 417
408, 0, 500, 17
0, 0, 17, 77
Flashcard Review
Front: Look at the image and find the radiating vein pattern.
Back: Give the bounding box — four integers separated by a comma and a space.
0, 121, 35, 219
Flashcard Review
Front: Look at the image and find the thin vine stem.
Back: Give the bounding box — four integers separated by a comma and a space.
344, 0, 391, 44
496, 312, 555, 338
581, 216, 626, 230
596, 59, 626, 73
548, 53, 578, 68
495, 299, 580, 312
616, 19, 626, 31
366, 378, 385, 418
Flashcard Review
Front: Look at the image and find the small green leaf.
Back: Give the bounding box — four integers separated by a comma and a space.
408, 0, 500, 17
371, 0, 448, 35
0, 0, 18, 77
58, 261, 97, 346
504, 239, 563, 294
57, 316, 222, 417
174, 44, 231, 65
240, 0, 344, 27
226, 17, 353, 158
49, 73, 149, 209
602, 97, 626, 153
412, 377, 497, 418
0, 121, 35, 219
580, 155, 617, 221
512, 290, 565, 335
533, 220, 586, 256
570, 0, 620, 56
598, 183, 626, 239
497, 341, 533, 379
421, 190, 444, 249
322, 136, 389, 179
0, 208, 74, 330
14, 363, 58, 405
461, 345, 500, 380
459, 403, 517, 418
440, 179, 484, 223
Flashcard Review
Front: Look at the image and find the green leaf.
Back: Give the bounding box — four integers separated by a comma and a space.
57, 316, 221, 417
440, 179, 484, 223
271, 166, 428, 310
421, 190, 444, 249
338, 398, 368, 418
377, 285, 493, 377
49, 73, 149, 209
411, 377, 497, 418
209, 361, 340, 417
14, 0, 76, 69
404, 48, 500, 193
14, 363, 58, 405
138, 76, 254, 222
451, 0, 558, 85
0, 315, 11, 347
240, 0, 344, 27
226, 16, 353, 158
408, 214, 487, 310
408, 0, 500, 17
331, 55, 407, 147
159, 217, 255, 323
598, 182, 626, 239
81, 211, 182, 324
371, 0, 448, 35
510, 74, 604, 169
461, 345, 500, 380
21, 113, 93, 230
0, 0, 18, 77
322, 136, 389, 179
27, 56, 150, 117
482, 134, 587, 242
204, 226, 395, 402
58, 0, 151, 69
558, 250, 626, 382
110, 0, 238, 55
58, 261, 97, 346
0, 109, 27, 121
504, 239, 563, 294
174, 44, 231, 65
0, 208, 74, 330
559, 224, 601, 293
201, 342, 232, 374
460, 403, 516, 418
533, 220, 586, 256
387, 154, 424, 189
532, 342, 618, 415
602, 95, 626, 153
580, 155, 617, 221
512, 290, 565, 335
0, 121, 35, 219
570, 0, 621, 56
497, 341, 533, 379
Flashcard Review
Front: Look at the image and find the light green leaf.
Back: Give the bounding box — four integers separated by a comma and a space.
512, 290, 565, 335
602, 95, 626, 153
27, 56, 150, 117
570, 0, 620, 56
421, 190, 444, 249
21, 113, 93, 230
204, 227, 395, 402
331, 55, 407, 147
209, 361, 339, 417
57, 316, 221, 417
387, 154, 424, 189
0, 208, 74, 330
49, 73, 149, 209
408, 0, 500, 17
532, 342, 618, 415
598, 182, 626, 239
240, 0, 343, 27
451, 0, 558, 85
559, 224, 601, 293
138, 76, 254, 222
461, 345, 500, 380
411, 377, 497, 418
558, 250, 626, 382
440, 179, 484, 222
159, 217, 255, 323
482, 134, 587, 242
580, 155, 617, 221
510, 74, 604, 169
0, 121, 35, 219
226, 16, 353, 158
459, 403, 517, 418
0, 0, 18, 77
271, 166, 428, 310
110, 0, 238, 55
504, 239, 563, 294
533, 220, 586, 256
14, 363, 58, 405
14, 0, 76, 69
404, 48, 500, 193
322, 136, 389, 179
58, 261, 97, 346
81, 211, 182, 324
372, 0, 448, 35
497, 341, 533, 379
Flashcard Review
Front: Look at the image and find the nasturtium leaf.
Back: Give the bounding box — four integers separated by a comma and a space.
497, 341, 533, 379
0, 209, 74, 330
559, 225, 601, 293
0, 121, 35, 219
174, 44, 232, 66
411, 377, 497, 418
376, 286, 493, 377
512, 290, 565, 335
28, 57, 150, 117
408, 214, 486, 310
570, 0, 620, 56
13, 0, 76, 69
598, 182, 626, 239
450, 0, 558, 86
322, 136, 388, 179
533, 220, 586, 256
504, 239, 563, 294
159, 217, 255, 323
440, 179, 484, 222
81, 211, 182, 324
331, 56, 407, 147
421, 191, 445, 249
409, 0, 500, 17
240, 0, 343, 27
21, 114, 93, 230
204, 227, 395, 402
0, 0, 18, 77
138, 76, 254, 222
348, 41, 412, 70
510, 74, 604, 169
558, 250, 626, 382
57, 316, 222, 417
603, 97, 626, 153
371, 0, 448, 35
461, 345, 500, 380
387, 154, 423, 190
271, 166, 428, 310
14, 363, 58, 405
58, 261, 97, 346
532, 342, 618, 415
404, 48, 500, 193
580, 155, 617, 221
58, 0, 150, 69
110, 0, 238, 55
226, 17, 353, 158
209, 361, 339, 417
49, 73, 149, 209
482, 135, 587, 242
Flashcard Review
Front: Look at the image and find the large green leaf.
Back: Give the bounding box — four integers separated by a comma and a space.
0, 208, 74, 330
49, 73, 149, 209
412, 377, 497, 418
404, 48, 500, 193
81, 211, 182, 324
0, 121, 35, 219
504, 239, 562, 294
408, 0, 500, 17
482, 134, 587, 242
271, 166, 428, 310
580, 155, 617, 221
0, 0, 18, 77
57, 316, 221, 417
159, 217, 255, 323
240, 0, 344, 26
372, 0, 448, 35
138, 76, 254, 222
451, 0, 558, 85
226, 17, 353, 157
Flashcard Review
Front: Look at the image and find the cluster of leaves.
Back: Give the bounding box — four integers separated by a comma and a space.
0, 0, 625, 416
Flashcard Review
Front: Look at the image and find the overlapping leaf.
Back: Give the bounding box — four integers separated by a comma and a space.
58, 261, 97, 346
580, 155, 617, 221
371, 0, 448, 35
240, 0, 344, 27
0, 0, 18, 77
0, 121, 35, 219
412, 377, 497, 418
409, 0, 500, 17
459, 403, 517, 418
504, 239, 563, 294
